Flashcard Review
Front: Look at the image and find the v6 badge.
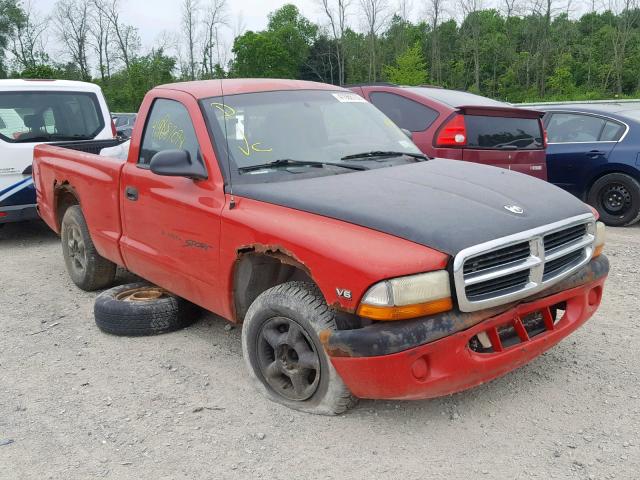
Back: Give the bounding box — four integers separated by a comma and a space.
336, 288, 352, 299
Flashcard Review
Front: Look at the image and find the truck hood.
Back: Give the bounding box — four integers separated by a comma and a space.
233, 159, 592, 256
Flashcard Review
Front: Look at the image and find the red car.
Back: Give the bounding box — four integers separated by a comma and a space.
350, 84, 548, 179
33, 79, 607, 414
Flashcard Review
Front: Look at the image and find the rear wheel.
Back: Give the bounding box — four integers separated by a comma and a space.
587, 173, 640, 226
241, 282, 356, 415
61, 205, 116, 291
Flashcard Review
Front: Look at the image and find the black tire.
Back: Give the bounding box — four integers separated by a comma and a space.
587, 173, 640, 227
61, 205, 117, 291
241, 281, 356, 415
94, 282, 198, 336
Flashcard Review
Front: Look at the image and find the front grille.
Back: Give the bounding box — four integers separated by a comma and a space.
466, 270, 530, 301
542, 223, 589, 281
543, 249, 584, 279
544, 223, 587, 251
463, 241, 530, 275
454, 215, 595, 312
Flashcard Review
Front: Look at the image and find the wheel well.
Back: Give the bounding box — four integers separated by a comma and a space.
233, 252, 314, 323
54, 183, 79, 229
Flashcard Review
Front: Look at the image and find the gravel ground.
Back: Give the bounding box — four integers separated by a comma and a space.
1, 220, 639, 480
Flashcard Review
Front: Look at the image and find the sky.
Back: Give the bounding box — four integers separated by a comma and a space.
120, 0, 324, 46
32, 0, 349, 51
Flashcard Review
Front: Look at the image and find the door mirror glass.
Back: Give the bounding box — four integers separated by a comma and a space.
150, 149, 208, 180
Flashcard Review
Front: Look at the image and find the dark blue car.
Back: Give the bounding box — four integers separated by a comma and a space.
533, 103, 640, 226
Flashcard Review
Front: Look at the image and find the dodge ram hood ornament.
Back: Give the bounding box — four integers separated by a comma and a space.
504, 204, 525, 214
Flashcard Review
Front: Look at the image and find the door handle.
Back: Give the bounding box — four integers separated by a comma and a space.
125, 186, 138, 201
587, 150, 605, 158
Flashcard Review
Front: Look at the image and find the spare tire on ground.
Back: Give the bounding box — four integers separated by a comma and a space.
94, 282, 198, 336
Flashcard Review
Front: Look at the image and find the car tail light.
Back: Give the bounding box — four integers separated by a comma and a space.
111, 119, 117, 138
542, 124, 549, 147
0, 212, 7, 217
435, 114, 467, 147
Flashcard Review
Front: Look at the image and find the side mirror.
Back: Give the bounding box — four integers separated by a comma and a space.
401, 128, 413, 140
149, 149, 207, 180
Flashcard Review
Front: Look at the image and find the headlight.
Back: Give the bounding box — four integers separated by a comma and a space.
593, 221, 605, 258
357, 271, 452, 321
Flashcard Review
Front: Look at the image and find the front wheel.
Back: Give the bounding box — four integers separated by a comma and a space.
587, 173, 640, 226
61, 205, 117, 291
241, 282, 356, 415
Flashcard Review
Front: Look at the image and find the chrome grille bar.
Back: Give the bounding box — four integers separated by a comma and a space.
453, 213, 596, 312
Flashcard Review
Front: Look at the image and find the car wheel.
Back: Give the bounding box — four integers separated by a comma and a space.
241, 281, 357, 415
587, 173, 640, 226
61, 205, 117, 291
94, 282, 198, 336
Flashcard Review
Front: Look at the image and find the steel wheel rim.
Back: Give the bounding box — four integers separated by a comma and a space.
66, 225, 87, 273
256, 316, 321, 401
115, 286, 168, 302
601, 183, 632, 215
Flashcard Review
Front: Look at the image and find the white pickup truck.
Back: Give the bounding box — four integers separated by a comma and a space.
0, 79, 119, 224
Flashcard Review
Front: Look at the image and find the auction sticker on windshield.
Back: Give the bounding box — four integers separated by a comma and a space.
332, 92, 366, 103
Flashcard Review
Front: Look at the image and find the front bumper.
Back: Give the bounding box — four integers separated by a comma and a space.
323, 255, 609, 400
0, 204, 38, 224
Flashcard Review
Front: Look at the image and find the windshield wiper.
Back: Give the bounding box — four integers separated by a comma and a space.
238, 158, 368, 173
341, 151, 429, 161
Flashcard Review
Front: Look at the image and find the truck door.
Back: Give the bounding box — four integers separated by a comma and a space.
544, 111, 621, 198
120, 96, 226, 311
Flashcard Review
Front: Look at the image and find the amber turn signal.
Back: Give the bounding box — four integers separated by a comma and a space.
593, 244, 604, 258
592, 221, 605, 258
357, 297, 453, 321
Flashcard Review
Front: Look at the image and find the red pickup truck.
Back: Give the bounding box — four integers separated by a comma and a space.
33, 79, 609, 415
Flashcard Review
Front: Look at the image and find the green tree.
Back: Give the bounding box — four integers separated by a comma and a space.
0, 0, 25, 77
231, 4, 317, 79
99, 49, 176, 112
19, 63, 64, 79
342, 29, 368, 84
231, 30, 292, 78
547, 54, 577, 97
383, 42, 427, 85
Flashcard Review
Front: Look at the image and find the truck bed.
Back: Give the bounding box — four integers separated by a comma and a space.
33, 141, 129, 266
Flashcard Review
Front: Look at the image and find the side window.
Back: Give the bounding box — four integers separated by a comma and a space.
42, 108, 55, 134
546, 113, 605, 143
139, 99, 201, 166
369, 92, 439, 132
600, 120, 625, 141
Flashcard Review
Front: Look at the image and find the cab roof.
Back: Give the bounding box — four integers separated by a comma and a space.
0, 79, 104, 92
155, 79, 347, 99
530, 102, 640, 123
404, 86, 508, 108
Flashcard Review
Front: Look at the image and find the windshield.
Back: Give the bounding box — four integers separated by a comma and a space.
0, 91, 104, 143
201, 89, 421, 183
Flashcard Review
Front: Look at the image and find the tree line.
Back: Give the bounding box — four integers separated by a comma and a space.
1, 0, 640, 112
